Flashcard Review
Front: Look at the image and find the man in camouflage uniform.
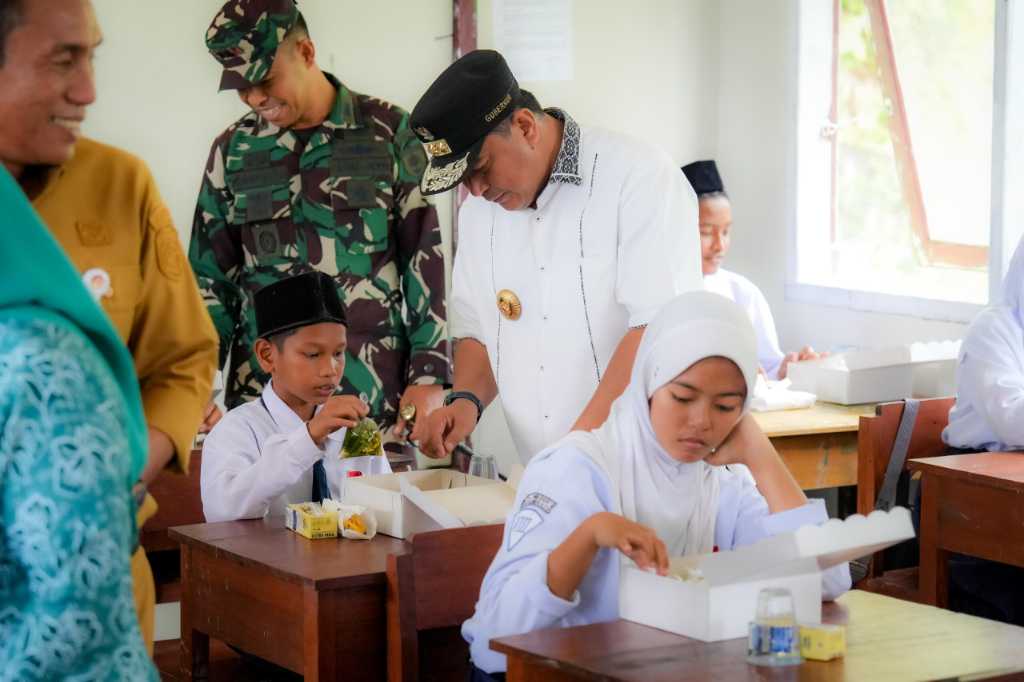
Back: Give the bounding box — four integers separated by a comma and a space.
190, 0, 448, 438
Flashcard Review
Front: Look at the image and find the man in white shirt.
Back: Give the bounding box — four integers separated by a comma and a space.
682, 160, 822, 379
201, 272, 390, 522
410, 50, 702, 464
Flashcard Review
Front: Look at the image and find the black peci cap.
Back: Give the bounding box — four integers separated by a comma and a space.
254, 272, 347, 339
411, 50, 521, 196
681, 160, 726, 198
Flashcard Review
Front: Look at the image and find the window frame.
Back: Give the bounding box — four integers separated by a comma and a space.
787, 0, 1020, 322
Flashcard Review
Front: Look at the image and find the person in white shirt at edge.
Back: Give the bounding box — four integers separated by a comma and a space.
201, 272, 390, 522
409, 49, 703, 465
681, 160, 823, 380
939, 236, 1024, 627
944, 236, 1024, 452
462, 292, 852, 679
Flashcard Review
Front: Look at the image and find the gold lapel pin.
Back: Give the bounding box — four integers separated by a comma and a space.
496, 289, 522, 321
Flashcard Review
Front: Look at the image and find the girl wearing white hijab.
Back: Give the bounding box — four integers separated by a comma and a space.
944, 237, 1024, 451
462, 292, 851, 679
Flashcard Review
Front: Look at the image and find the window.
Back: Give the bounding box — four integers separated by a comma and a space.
790, 0, 1023, 321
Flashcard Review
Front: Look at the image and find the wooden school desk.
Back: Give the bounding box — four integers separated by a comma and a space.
170, 518, 406, 682
909, 452, 1024, 607
753, 402, 876, 490
491, 590, 1024, 681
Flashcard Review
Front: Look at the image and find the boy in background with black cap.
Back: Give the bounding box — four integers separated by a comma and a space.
412, 50, 703, 466
682, 159, 822, 379
201, 272, 390, 523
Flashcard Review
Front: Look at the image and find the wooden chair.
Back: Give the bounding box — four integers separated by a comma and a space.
855, 397, 955, 600
386, 524, 504, 682
141, 448, 205, 603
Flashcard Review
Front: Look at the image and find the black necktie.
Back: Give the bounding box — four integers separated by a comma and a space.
312, 459, 331, 504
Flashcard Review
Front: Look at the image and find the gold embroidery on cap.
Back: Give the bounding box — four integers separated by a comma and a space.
423, 155, 469, 192
425, 139, 453, 157
485, 92, 513, 122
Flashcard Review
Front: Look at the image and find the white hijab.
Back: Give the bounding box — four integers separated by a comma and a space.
559, 291, 759, 556
1001, 236, 1024, 326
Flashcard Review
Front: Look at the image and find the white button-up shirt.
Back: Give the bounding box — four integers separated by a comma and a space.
704, 268, 786, 379
200, 381, 391, 522
451, 112, 702, 462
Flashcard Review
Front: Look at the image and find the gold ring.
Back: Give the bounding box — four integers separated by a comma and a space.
400, 404, 417, 422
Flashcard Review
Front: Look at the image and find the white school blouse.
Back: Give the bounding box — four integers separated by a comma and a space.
450, 111, 702, 463
703, 268, 786, 379
461, 446, 852, 674
943, 305, 1024, 451
200, 381, 391, 522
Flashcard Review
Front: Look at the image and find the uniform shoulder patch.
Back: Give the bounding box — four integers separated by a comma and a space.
154, 226, 184, 281
522, 492, 558, 514
395, 128, 427, 180
507, 507, 545, 551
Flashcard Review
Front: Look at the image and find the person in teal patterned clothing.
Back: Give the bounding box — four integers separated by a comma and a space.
191, 0, 449, 440
0, 163, 156, 680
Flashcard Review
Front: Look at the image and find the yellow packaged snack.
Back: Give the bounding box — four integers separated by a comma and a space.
799, 623, 846, 661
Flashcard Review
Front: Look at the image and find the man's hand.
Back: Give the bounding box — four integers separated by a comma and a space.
419, 399, 477, 458
307, 395, 369, 446
393, 384, 444, 442
778, 346, 827, 380
704, 413, 771, 468
199, 401, 223, 433
587, 512, 668, 575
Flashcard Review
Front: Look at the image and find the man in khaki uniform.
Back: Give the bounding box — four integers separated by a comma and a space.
0, 0, 218, 651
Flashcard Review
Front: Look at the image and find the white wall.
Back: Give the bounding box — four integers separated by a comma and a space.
715, 0, 969, 352
477, 0, 719, 161
83, 0, 456, 248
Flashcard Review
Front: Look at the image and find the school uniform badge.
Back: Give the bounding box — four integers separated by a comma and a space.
507, 492, 558, 550
508, 508, 544, 551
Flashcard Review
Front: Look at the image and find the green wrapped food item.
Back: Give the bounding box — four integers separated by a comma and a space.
341, 417, 383, 459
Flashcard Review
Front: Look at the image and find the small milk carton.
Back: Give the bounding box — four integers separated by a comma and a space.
619, 508, 915, 642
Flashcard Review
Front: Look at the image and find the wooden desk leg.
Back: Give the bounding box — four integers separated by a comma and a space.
303, 585, 337, 682
918, 473, 950, 608
179, 545, 210, 681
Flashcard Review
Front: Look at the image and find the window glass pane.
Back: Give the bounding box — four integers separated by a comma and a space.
809, 0, 994, 305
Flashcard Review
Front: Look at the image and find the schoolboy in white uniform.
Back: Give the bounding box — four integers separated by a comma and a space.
411, 50, 703, 464
201, 272, 390, 522
682, 160, 821, 379
462, 293, 851, 678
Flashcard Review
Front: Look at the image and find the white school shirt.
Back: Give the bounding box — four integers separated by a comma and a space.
461, 447, 851, 674
450, 111, 702, 463
703, 268, 786, 379
200, 381, 391, 522
943, 306, 1024, 451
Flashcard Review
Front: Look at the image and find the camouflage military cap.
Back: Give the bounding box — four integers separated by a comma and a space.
205, 0, 300, 92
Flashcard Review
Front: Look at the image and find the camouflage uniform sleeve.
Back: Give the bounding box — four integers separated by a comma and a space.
188, 134, 245, 369
393, 114, 450, 387
132, 163, 219, 471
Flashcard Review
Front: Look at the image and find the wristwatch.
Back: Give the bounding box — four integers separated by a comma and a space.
444, 390, 484, 424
